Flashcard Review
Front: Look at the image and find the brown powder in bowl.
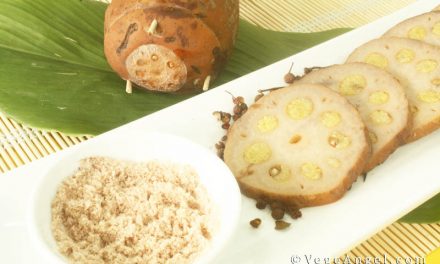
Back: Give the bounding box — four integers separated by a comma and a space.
51, 156, 216, 264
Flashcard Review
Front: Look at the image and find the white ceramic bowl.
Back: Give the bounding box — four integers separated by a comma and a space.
28, 131, 241, 264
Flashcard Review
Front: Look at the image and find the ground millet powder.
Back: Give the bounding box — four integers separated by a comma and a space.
51, 157, 215, 264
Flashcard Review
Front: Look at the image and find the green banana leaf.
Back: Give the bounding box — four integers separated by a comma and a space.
0, 0, 437, 222
400, 193, 440, 223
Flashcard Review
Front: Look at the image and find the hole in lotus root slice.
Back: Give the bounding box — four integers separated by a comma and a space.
417, 90, 440, 103
135, 70, 145, 78
431, 78, 440, 86
289, 134, 302, 144
368, 131, 378, 144
268, 164, 291, 182
320, 111, 341, 128
368, 91, 389, 105
136, 59, 148, 66
125, 44, 187, 92
257, 116, 278, 133
286, 98, 313, 120
328, 131, 351, 149
407, 26, 427, 40
369, 110, 393, 125
410, 105, 419, 114
300, 162, 322, 180
339, 75, 367, 96
416, 59, 438, 73
223, 84, 370, 209
364, 53, 388, 69
243, 142, 272, 164
395, 49, 415, 63
432, 22, 440, 36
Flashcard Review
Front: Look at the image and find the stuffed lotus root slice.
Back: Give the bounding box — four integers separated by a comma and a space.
268, 164, 291, 182
407, 26, 427, 40
369, 91, 389, 105
286, 98, 313, 120
243, 142, 272, 164
417, 90, 440, 103
416, 59, 438, 73
296, 63, 411, 172
383, 12, 440, 48
395, 49, 415, 63
339, 74, 367, 96
364, 53, 388, 69
125, 44, 187, 92
224, 84, 369, 208
257, 116, 279, 133
320, 111, 341, 128
345, 37, 440, 142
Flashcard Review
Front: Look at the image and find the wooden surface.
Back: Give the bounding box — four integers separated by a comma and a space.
1, 0, 439, 262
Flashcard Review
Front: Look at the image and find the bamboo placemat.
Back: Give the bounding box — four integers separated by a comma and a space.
1, 0, 439, 262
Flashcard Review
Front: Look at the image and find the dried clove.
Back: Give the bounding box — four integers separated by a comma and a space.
275, 220, 291, 230
250, 218, 262, 228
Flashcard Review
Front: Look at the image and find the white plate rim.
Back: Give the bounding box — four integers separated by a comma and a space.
1, 1, 440, 263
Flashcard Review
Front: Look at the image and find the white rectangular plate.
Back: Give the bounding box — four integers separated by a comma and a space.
1, 1, 440, 263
